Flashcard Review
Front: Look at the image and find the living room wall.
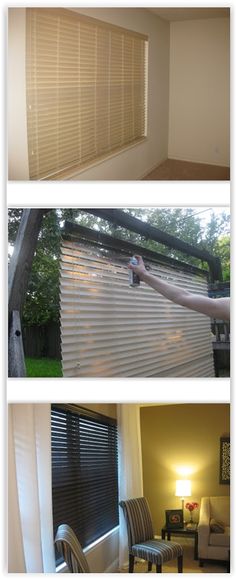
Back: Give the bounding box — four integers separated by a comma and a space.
168, 18, 230, 167
140, 404, 230, 534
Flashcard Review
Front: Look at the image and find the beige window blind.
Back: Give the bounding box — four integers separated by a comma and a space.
60, 239, 215, 378
26, 8, 148, 179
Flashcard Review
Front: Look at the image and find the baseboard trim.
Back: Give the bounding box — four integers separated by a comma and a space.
105, 558, 119, 573
168, 155, 230, 169
139, 157, 168, 179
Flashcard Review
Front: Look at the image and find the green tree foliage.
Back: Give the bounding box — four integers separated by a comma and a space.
8, 208, 230, 325
213, 235, 230, 281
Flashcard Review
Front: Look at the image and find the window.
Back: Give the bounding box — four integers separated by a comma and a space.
26, 8, 148, 179
51, 404, 119, 564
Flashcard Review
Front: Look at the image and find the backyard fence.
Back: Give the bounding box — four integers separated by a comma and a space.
22, 322, 61, 360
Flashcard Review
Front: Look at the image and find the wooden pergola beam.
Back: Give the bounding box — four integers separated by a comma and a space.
81, 208, 223, 281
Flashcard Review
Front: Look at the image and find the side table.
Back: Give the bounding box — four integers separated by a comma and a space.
161, 523, 198, 560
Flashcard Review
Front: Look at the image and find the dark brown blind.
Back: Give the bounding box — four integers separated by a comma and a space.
26, 8, 148, 179
51, 404, 119, 564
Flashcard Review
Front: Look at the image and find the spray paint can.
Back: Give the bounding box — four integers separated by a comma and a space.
129, 256, 140, 287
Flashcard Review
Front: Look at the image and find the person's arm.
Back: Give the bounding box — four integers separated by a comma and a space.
128, 256, 230, 321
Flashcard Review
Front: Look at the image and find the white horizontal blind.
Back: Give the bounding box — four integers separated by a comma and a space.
26, 8, 148, 180
60, 240, 215, 377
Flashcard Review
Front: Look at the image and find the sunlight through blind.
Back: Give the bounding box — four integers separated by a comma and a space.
26, 8, 148, 179
60, 239, 215, 378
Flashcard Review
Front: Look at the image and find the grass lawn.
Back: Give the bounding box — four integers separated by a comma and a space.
25, 358, 62, 377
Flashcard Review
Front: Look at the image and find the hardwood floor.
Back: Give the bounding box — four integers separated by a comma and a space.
143, 158, 230, 180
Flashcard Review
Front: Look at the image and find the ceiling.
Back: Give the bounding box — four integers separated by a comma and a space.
147, 8, 230, 22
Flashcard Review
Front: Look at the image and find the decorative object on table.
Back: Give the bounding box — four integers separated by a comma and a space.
185, 501, 199, 524
219, 436, 230, 484
165, 509, 184, 529
175, 479, 191, 522
186, 522, 198, 531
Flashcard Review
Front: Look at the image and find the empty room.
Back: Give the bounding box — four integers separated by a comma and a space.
8, 7, 230, 181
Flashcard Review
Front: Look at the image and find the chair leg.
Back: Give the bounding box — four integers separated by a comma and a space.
156, 564, 162, 572
148, 561, 152, 572
177, 554, 183, 573
129, 554, 135, 573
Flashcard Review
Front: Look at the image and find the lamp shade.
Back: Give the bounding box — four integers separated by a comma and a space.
175, 479, 191, 497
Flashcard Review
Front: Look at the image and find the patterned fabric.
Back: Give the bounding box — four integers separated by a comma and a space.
120, 497, 183, 569
120, 497, 154, 547
55, 524, 90, 573
132, 539, 183, 564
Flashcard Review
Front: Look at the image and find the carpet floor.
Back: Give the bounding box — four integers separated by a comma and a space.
122, 538, 228, 573
143, 159, 230, 181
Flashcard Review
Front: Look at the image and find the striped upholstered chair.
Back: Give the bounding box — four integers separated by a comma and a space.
120, 497, 183, 573
55, 524, 90, 573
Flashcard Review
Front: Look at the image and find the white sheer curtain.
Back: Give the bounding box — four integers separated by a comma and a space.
118, 404, 143, 570
8, 404, 55, 573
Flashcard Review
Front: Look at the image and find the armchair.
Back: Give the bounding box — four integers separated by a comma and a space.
198, 497, 230, 570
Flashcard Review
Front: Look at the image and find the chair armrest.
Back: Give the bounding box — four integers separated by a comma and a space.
198, 499, 210, 557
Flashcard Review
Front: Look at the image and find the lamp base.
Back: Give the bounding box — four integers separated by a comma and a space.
181, 498, 187, 524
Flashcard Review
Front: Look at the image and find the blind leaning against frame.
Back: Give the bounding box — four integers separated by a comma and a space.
60, 230, 215, 378
26, 8, 148, 180
51, 404, 119, 564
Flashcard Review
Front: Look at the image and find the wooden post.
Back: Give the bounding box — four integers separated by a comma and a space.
8, 311, 26, 377
8, 209, 51, 377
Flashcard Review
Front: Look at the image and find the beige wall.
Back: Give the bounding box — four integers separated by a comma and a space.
8, 8, 170, 180
8, 9, 29, 179
140, 404, 230, 535
168, 18, 230, 166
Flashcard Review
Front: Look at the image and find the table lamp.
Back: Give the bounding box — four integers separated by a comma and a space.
175, 479, 191, 522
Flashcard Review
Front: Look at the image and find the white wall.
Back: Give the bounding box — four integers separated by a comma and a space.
85, 527, 119, 572
8, 7, 170, 180
8, 406, 26, 572
168, 18, 230, 167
